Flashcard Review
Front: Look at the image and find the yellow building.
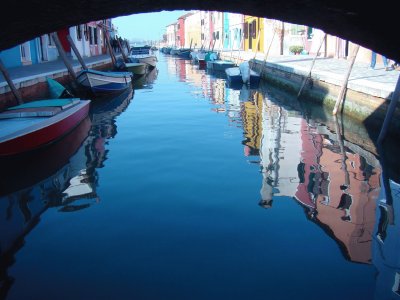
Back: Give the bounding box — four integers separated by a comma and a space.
184, 11, 201, 49
244, 16, 264, 52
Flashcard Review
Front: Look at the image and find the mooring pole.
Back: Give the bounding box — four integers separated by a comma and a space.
104, 32, 117, 65
116, 38, 128, 62
0, 57, 23, 104
297, 33, 327, 99
377, 75, 400, 144
67, 35, 88, 70
332, 44, 360, 115
50, 32, 77, 80
259, 29, 277, 77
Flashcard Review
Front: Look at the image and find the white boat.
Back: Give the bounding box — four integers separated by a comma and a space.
129, 45, 158, 69
76, 69, 132, 95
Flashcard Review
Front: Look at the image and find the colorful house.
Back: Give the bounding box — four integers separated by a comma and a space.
243, 16, 264, 52
200, 11, 213, 50
212, 11, 224, 51
184, 11, 201, 49
227, 13, 243, 51
166, 22, 177, 48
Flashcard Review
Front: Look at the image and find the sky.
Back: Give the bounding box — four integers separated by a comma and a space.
112, 10, 189, 42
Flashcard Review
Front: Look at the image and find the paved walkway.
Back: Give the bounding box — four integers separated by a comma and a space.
0, 53, 121, 89
221, 51, 400, 99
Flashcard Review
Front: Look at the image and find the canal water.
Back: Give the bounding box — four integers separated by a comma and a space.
0, 53, 399, 300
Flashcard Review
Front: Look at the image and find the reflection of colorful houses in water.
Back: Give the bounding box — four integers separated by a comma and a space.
225, 88, 242, 126
210, 79, 226, 113
241, 91, 263, 156
177, 58, 187, 82
294, 118, 380, 264
294, 119, 324, 213
259, 97, 303, 207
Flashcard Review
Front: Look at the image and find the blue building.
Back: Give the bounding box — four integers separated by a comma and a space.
223, 13, 230, 50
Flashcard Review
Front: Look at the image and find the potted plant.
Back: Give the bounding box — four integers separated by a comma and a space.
289, 45, 304, 55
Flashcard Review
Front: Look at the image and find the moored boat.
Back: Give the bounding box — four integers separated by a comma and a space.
225, 62, 261, 88
76, 69, 132, 95
125, 62, 147, 77
207, 60, 236, 72
129, 45, 158, 69
0, 98, 90, 156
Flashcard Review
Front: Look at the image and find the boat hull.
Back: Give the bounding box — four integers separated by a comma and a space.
125, 62, 146, 76
0, 100, 90, 156
209, 60, 236, 72
137, 56, 157, 69
77, 70, 132, 95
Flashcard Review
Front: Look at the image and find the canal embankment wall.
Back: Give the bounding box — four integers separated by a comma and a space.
0, 54, 116, 110
220, 51, 400, 135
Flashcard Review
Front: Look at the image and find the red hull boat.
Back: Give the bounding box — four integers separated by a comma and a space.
0, 98, 90, 156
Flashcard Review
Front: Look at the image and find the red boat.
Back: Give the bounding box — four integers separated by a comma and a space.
0, 98, 90, 156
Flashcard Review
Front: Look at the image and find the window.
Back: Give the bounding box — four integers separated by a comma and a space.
248, 22, 253, 39
244, 22, 248, 39
76, 25, 82, 41
252, 20, 257, 38
307, 27, 313, 39
93, 27, 98, 44
84, 25, 89, 41
47, 34, 55, 46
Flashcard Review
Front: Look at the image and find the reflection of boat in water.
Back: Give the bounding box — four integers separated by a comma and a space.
0, 89, 134, 296
0, 115, 92, 196
131, 68, 158, 90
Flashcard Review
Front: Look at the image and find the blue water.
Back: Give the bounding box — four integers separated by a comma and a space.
1, 53, 399, 300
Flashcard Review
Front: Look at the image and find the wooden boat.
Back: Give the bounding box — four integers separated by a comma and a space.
170, 48, 180, 55
239, 62, 261, 86
225, 62, 261, 88
125, 62, 147, 77
225, 67, 243, 86
0, 98, 90, 156
130, 45, 157, 69
76, 69, 132, 95
176, 48, 192, 59
207, 60, 236, 72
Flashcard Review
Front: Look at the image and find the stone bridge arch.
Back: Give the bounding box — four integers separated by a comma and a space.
1, 0, 399, 62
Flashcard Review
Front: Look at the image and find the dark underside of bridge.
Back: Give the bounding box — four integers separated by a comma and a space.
1, 0, 399, 62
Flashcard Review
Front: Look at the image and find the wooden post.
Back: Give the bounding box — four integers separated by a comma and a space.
297, 33, 327, 99
0, 57, 23, 104
116, 38, 128, 62
104, 32, 116, 65
332, 44, 360, 115
377, 75, 400, 144
189, 39, 193, 50
67, 35, 88, 70
250, 28, 262, 70
50, 32, 77, 80
258, 29, 276, 77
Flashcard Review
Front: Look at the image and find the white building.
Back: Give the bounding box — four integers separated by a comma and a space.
166, 22, 177, 47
